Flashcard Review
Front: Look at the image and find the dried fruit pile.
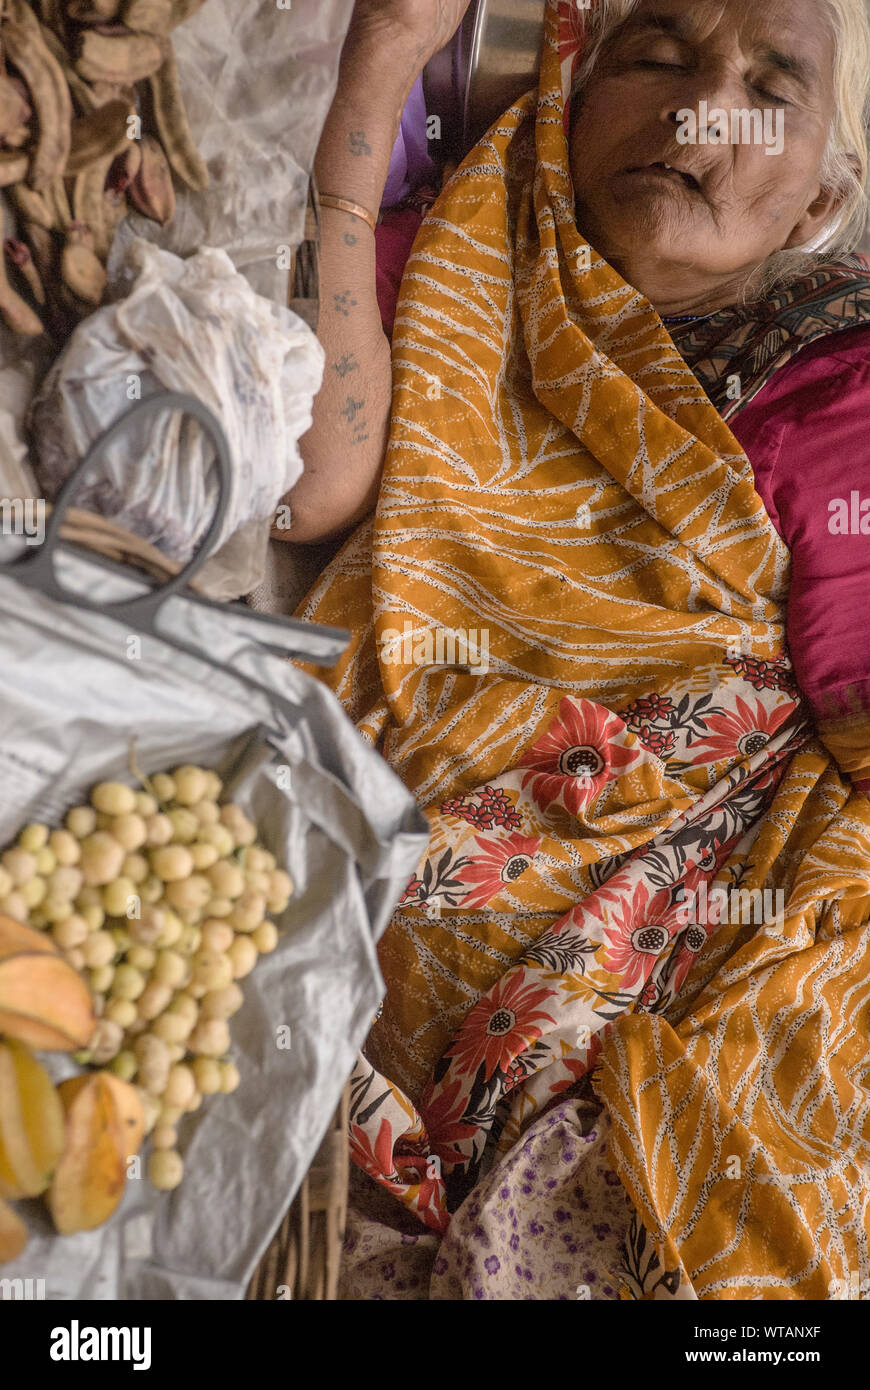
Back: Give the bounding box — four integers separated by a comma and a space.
0, 0, 209, 339
0, 764, 294, 1209
0, 913, 140, 1265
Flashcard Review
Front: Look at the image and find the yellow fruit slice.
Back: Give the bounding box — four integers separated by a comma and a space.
0, 1043, 45, 1197
59, 1072, 144, 1162
0, 951, 96, 1051
48, 1075, 128, 1235
0, 1138, 19, 1198
0, 914, 58, 961
0, 1194, 27, 1265
95, 1073, 144, 1161
8, 1040, 65, 1180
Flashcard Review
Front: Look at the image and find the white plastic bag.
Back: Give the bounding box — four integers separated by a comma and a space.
107, 0, 355, 307
29, 240, 324, 590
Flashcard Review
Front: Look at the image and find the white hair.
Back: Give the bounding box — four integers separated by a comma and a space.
570, 0, 870, 292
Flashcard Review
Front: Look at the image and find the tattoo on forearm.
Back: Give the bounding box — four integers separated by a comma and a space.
333, 290, 358, 316
334, 390, 369, 444
349, 130, 372, 157
344, 231, 358, 247
334, 353, 359, 378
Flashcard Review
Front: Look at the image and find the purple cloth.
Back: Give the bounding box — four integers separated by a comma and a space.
383, 74, 437, 208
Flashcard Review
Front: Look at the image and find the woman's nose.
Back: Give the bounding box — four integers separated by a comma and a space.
659, 67, 747, 131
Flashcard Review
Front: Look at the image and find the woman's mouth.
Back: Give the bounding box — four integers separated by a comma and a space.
625, 162, 703, 192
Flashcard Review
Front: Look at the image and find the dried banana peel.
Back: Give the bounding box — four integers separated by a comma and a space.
0, 0, 210, 338
61, 222, 106, 302
72, 149, 113, 251
66, 96, 131, 173
0, 74, 31, 140
0, 150, 30, 185
5, 235, 46, 301
76, 29, 166, 84
66, 0, 122, 19
37, 0, 70, 29
39, 21, 101, 112
0, 238, 45, 334
122, 0, 172, 34
3, 0, 73, 189
46, 174, 72, 229
11, 182, 54, 228
127, 131, 172, 222
148, 45, 205, 190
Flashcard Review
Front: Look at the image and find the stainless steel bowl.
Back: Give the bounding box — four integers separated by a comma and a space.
424, 0, 547, 157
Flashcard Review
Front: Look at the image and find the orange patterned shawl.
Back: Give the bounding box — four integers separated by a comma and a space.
297, 0, 870, 1297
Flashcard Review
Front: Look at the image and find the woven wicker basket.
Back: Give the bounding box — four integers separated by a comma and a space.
247, 1084, 350, 1300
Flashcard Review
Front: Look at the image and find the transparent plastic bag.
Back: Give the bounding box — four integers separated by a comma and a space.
30, 241, 324, 597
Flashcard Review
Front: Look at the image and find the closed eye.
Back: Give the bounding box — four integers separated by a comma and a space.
753, 86, 792, 106
635, 59, 689, 71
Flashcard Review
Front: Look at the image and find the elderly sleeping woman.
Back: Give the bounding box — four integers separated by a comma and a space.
286, 0, 870, 1300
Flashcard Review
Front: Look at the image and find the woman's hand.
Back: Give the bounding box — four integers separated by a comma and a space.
347, 0, 475, 77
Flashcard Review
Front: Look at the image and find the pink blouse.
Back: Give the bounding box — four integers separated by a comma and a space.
728, 325, 870, 790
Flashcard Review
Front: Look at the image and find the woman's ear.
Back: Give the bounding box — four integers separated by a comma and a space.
784, 153, 860, 248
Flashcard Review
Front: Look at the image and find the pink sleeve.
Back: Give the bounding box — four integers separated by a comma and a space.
375, 207, 424, 339
728, 327, 870, 789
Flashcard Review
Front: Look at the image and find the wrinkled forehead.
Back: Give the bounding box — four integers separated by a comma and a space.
609, 0, 835, 80
557, 0, 837, 125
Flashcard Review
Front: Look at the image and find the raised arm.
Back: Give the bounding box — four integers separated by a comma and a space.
283, 0, 473, 544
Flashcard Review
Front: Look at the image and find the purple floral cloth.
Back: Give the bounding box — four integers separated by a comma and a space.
339, 1097, 632, 1300
429, 1101, 631, 1300
339, 1165, 440, 1301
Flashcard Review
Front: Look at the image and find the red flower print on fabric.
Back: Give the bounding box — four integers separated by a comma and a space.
349, 1117, 401, 1185
420, 1077, 476, 1165
548, 1032, 604, 1095
588, 880, 681, 991
440, 785, 522, 830
688, 695, 796, 762
459, 831, 542, 908
518, 698, 639, 816
724, 653, 799, 696
602, 920, 672, 990
400, 875, 426, 905
393, 1154, 448, 1225
637, 725, 677, 760
445, 974, 556, 1081
618, 694, 676, 729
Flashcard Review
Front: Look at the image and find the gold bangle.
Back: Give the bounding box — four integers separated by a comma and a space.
319, 192, 378, 234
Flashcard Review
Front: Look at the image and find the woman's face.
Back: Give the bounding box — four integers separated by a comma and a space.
569, 0, 842, 311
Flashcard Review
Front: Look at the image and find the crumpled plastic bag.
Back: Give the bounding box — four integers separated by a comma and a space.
108, 0, 355, 308
29, 239, 324, 595
0, 331, 45, 502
